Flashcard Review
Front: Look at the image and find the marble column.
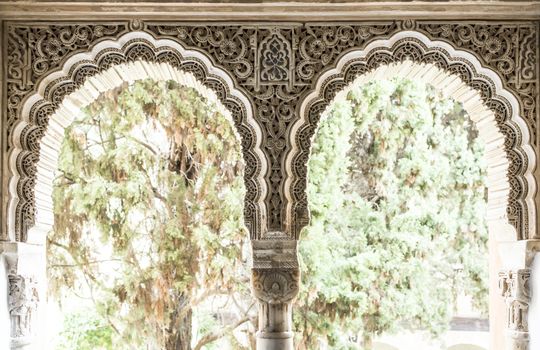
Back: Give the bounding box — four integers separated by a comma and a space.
1, 242, 45, 350
499, 269, 531, 350
251, 234, 300, 350
496, 239, 540, 350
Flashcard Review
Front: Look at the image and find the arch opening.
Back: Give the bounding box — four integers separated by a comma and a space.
299, 75, 490, 349
25, 61, 252, 244
44, 77, 256, 349
286, 30, 538, 350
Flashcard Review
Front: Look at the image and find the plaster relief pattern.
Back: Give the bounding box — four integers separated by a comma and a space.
8, 274, 39, 339
416, 23, 539, 146
6, 24, 130, 149
499, 269, 531, 349
4, 20, 539, 242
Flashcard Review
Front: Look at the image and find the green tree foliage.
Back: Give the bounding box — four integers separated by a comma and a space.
48, 80, 253, 350
55, 307, 114, 350
296, 78, 488, 349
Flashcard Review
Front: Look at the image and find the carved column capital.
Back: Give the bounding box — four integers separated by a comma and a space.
499, 268, 531, 350
251, 234, 300, 304
252, 268, 300, 304
250, 233, 299, 349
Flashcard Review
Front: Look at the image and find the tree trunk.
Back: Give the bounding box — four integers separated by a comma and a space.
176, 309, 192, 350
166, 294, 192, 350
361, 333, 372, 350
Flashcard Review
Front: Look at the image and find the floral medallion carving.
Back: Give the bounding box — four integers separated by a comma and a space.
252, 268, 300, 304
3, 20, 538, 242
259, 30, 292, 84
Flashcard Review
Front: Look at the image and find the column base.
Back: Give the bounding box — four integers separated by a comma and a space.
506, 330, 529, 350
256, 331, 294, 350
11, 337, 33, 350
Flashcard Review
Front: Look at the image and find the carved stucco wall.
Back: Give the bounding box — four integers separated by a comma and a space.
2, 20, 539, 243
289, 28, 538, 239
6, 29, 269, 242
33, 57, 268, 245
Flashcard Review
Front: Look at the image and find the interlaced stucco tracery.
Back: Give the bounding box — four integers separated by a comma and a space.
289, 30, 537, 240
4, 20, 538, 242
2, 17, 539, 350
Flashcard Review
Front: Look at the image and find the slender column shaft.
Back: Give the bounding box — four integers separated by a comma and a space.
499, 269, 531, 350
251, 235, 300, 350
256, 301, 294, 350
1, 242, 45, 350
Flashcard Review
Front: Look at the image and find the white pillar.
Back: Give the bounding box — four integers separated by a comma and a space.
497, 239, 540, 350
251, 235, 300, 350
528, 252, 540, 350
1, 254, 10, 350
0, 242, 46, 350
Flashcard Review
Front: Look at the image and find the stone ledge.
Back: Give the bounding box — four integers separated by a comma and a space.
1, 2, 539, 20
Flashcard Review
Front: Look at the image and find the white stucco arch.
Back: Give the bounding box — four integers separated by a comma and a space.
285, 30, 536, 241
8, 31, 268, 243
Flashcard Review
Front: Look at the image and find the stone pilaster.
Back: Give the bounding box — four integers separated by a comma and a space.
251, 233, 299, 350
1, 242, 45, 350
8, 274, 39, 349
499, 269, 531, 350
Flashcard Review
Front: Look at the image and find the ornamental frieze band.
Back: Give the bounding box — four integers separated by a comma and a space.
3, 20, 539, 243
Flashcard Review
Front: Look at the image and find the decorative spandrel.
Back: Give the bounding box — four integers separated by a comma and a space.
144, 23, 402, 231
5, 24, 130, 149
4, 20, 539, 241
415, 22, 539, 147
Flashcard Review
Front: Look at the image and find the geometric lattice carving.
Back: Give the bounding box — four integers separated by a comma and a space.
4, 20, 539, 242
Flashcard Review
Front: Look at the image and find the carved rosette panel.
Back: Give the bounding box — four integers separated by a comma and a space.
499, 269, 531, 349
4, 20, 539, 242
